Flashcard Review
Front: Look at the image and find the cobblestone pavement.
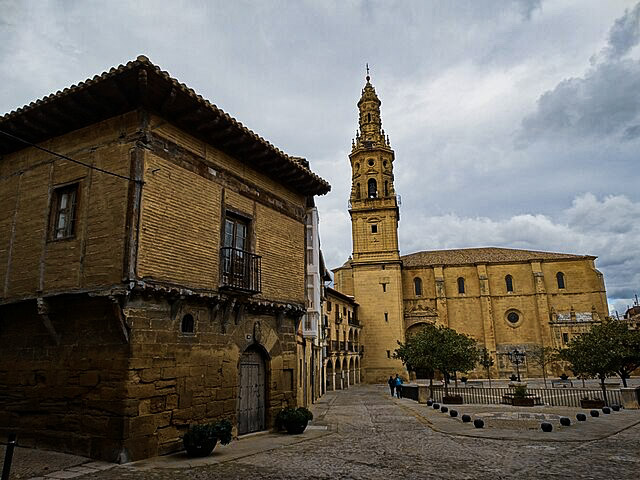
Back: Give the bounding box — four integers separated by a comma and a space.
6, 385, 640, 479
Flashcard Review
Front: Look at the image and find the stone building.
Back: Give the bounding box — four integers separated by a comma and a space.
322, 287, 362, 392
332, 74, 609, 383
0, 56, 329, 461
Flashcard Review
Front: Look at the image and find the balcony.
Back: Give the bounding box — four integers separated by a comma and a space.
220, 247, 261, 294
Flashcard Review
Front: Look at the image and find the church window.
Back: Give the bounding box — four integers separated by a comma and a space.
414, 277, 422, 296
383, 160, 388, 168
562, 332, 569, 344
457, 277, 465, 294
368, 113, 371, 122
384, 181, 389, 196
557, 272, 565, 289
368, 159, 374, 166
181, 314, 195, 334
368, 178, 377, 198
327, 302, 332, 312
355, 162, 360, 171
356, 183, 361, 199
371, 224, 377, 233
507, 311, 519, 324
505, 275, 514, 293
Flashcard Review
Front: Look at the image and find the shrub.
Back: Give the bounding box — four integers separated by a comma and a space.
514, 385, 527, 398
275, 407, 313, 430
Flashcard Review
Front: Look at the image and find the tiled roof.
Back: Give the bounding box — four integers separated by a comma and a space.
402, 247, 593, 268
0, 56, 330, 196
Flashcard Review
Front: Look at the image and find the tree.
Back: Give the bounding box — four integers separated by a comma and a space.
528, 345, 558, 388
559, 320, 640, 404
395, 324, 480, 397
479, 347, 494, 388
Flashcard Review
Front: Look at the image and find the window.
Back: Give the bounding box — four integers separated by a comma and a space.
414, 277, 422, 296
343, 306, 346, 316
505, 275, 514, 292
220, 213, 260, 292
371, 224, 378, 233
368, 178, 377, 198
384, 181, 389, 196
507, 311, 519, 324
355, 183, 361, 199
368, 113, 371, 122
50, 183, 78, 240
382, 283, 386, 292
181, 314, 195, 334
384, 312, 388, 322
386, 350, 391, 358
327, 302, 332, 312
457, 277, 465, 294
557, 272, 565, 289
368, 159, 374, 166
562, 332, 569, 344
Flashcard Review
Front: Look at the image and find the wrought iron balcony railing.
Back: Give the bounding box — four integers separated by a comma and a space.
220, 247, 261, 294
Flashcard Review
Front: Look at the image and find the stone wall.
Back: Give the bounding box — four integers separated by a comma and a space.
0, 297, 129, 460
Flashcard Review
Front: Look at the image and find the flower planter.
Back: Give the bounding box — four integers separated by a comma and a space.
284, 420, 308, 435
185, 438, 217, 457
442, 395, 463, 405
512, 397, 535, 407
580, 399, 605, 409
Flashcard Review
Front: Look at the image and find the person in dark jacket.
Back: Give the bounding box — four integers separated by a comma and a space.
395, 374, 403, 398
387, 375, 395, 396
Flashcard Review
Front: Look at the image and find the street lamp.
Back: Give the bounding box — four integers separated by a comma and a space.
507, 349, 526, 382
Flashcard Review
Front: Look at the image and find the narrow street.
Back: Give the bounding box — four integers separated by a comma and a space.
70, 384, 640, 480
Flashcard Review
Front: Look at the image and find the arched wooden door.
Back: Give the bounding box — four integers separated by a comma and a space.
237, 347, 266, 435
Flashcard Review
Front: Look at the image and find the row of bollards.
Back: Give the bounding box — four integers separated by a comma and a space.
426, 400, 623, 433
2, 433, 17, 480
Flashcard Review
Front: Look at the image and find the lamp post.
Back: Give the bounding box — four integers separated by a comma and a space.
507, 349, 526, 382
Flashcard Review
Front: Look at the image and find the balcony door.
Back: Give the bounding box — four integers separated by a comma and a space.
222, 216, 248, 286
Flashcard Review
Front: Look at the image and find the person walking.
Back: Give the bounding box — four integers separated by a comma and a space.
395, 374, 403, 399
387, 375, 395, 396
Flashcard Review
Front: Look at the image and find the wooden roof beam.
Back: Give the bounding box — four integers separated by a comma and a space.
161, 87, 178, 115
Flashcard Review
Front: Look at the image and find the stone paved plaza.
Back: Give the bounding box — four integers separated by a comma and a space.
5, 384, 640, 480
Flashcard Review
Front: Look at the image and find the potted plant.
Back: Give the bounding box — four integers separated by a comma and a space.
276, 407, 314, 434
512, 385, 534, 407
183, 419, 232, 457
580, 397, 605, 409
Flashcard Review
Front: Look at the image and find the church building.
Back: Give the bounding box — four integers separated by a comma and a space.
330, 74, 610, 384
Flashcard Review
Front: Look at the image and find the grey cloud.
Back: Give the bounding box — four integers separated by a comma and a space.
514, 0, 542, 21
519, 2, 640, 144
604, 2, 640, 60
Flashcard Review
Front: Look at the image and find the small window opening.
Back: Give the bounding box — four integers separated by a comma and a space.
371, 224, 378, 233
386, 350, 391, 358
382, 283, 386, 292
384, 312, 388, 322
327, 302, 332, 312
343, 307, 346, 316
368, 159, 374, 167
562, 332, 569, 344
355, 183, 361, 199
414, 277, 422, 296
457, 277, 465, 294
50, 183, 79, 240
181, 314, 195, 334
557, 272, 565, 289
368, 113, 371, 122
381, 265, 386, 270
505, 275, 514, 293
384, 181, 389, 196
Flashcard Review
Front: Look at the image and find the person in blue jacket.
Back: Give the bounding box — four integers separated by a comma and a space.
395, 374, 403, 398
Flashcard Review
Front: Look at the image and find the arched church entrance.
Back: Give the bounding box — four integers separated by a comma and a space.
237, 345, 267, 435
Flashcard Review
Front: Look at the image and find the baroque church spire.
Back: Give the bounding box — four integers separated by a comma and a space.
353, 67, 390, 150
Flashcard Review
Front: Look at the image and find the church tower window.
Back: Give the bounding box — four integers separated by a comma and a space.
414, 277, 422, 296
457, 277, 465, 294
384, 180, 389, 196
505, 275, 514, 293
556, 272, 565, 289
368, 113, 371, 122
371, 224, 378, 233
368, 178, 377, 198
355, 183, 361, 199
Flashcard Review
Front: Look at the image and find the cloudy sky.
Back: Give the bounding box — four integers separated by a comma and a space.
1, 0, 639, 314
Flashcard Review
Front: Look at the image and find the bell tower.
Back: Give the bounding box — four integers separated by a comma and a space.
348, 70, 405, 383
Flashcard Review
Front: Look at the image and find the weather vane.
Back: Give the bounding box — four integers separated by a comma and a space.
366, 63, 370, 81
